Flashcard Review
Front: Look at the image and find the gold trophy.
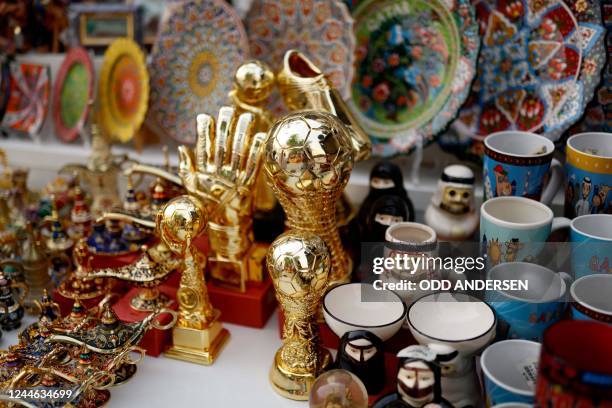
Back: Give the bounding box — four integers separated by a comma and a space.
264, 111, 354, 285
267, 231, 332, 400
277, 50, 371, 162
158, 195, 229, 365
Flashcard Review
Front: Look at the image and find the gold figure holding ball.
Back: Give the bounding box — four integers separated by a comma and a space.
267, 231, 332, 400
158, 195, 229, 365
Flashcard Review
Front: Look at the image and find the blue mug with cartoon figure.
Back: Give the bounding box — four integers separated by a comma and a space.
570, 214, 612, 278
570, 274, 612, 323
480, 197, 570, 268
486, 262, 571, 341
564, 132, 612, 218
483, 131, 563, 205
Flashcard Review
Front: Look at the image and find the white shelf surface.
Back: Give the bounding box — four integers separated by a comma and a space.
6, 312, 309, 407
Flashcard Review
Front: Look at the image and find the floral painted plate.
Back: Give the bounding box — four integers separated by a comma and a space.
98, 38, 149, 144
439, 0, 606, 162
53, 47, 95, 143
1, 63, 50, 137
348, 0, 480, 157
245, 0, 355, 114
0, 60, 10, 123
148, 0, 249, 144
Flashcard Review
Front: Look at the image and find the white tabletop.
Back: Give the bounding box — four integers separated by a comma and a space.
5, 312, 308, 407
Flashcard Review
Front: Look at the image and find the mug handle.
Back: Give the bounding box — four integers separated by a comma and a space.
540, 158, 563, 205
551, 216, 571, 234
558, 272, 573, 301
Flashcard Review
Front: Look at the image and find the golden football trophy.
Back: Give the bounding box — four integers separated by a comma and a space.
277, 50, 371, 162
267, 231, 332, 400
159, 195, 229, 365
264, 111, 354, 285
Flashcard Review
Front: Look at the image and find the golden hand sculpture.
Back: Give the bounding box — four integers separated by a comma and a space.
264, 111, 354, 285
177, 107, 267, 290
267, 231, 331, 400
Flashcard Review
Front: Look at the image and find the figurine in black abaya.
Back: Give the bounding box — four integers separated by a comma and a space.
358, 161, 414, 236
364, 195, 412, 242
336, 330, 385, 395
373, 345, 453, 408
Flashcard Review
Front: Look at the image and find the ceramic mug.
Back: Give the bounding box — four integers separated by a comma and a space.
484, 131, 563, 204
407, 292, 496, 407
481, 339, 541, 406
570, 214, 612, 278
487, 262, 570, 341
570, 274, 612, 323
480, 197, 570, 267
564, 132, 612, 218
536, 320, 612, 406
382, 222, 438, 303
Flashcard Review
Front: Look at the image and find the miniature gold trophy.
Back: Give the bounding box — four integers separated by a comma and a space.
267, 231, 332, 400
158, 196, 229, 365
264, 111, 354, 285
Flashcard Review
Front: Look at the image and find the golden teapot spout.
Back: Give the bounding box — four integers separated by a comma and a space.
96, 211, 156, 229
125, 163, 183, 187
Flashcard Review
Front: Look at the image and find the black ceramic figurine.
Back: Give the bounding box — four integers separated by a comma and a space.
373, 345, 453, 408
336, 330, 385, 395
0, 271, 27, 331
364, 195, 413, 242
358, 161, 415, 238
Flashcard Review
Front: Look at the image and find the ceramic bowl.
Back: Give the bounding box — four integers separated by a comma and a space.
407, 292, 496, 353
323, 283, 406, 341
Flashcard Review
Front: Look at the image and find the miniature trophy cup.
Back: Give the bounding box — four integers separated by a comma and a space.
267, 231, 332, 400
264, 111, 354, 285
158, 195, 229, 365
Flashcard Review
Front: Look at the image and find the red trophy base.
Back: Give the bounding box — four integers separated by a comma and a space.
112, 285, 178, 357
208, 279, 277, 328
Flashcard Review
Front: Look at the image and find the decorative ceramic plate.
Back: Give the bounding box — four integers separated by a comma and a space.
568, 3, 611, 134
348, 0, 480, 157
98, 38, 149, 144
148, 0, 249, 144
439, 0, 606, 162
53, 47, 95, 143
1, 63, 50, 136
0, 60, 10, 123
245, 0, 355, 113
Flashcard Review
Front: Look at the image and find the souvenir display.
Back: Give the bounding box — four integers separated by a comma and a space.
373, 345, 450, 408
98, 38, 149, 143
324, 283, 405, 394
536, 321, 612, 406
569, 214, 612, 278
309, 369, 368, 408
246, 0, 355, 113
277, 50, 371, 162
407, 292, 497, 407
267, 231, 332, 400
440, 0, 606, 162
349, 0, 479, 156
0, 270, 27, 330
570, 274, 612, 323
148, 0, 249, 143
264, 111, 354, 285
358, 161, 415, 232
0, 58, 10, 123
481, 340, 541, 406
486, 262, 570, 341
480, 197, 570, 267
1, 62, 50, 137
52, 47, 95, 143
425, 164, 478, 241
159, 196, 230, 365
564, 132, 612, 218
483, 132, 563, 204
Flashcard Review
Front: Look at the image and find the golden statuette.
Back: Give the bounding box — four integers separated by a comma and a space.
277, 50, 371, 162
159, 195, 229, 365
267, 231, 332, 400
264, 111, 354, 285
